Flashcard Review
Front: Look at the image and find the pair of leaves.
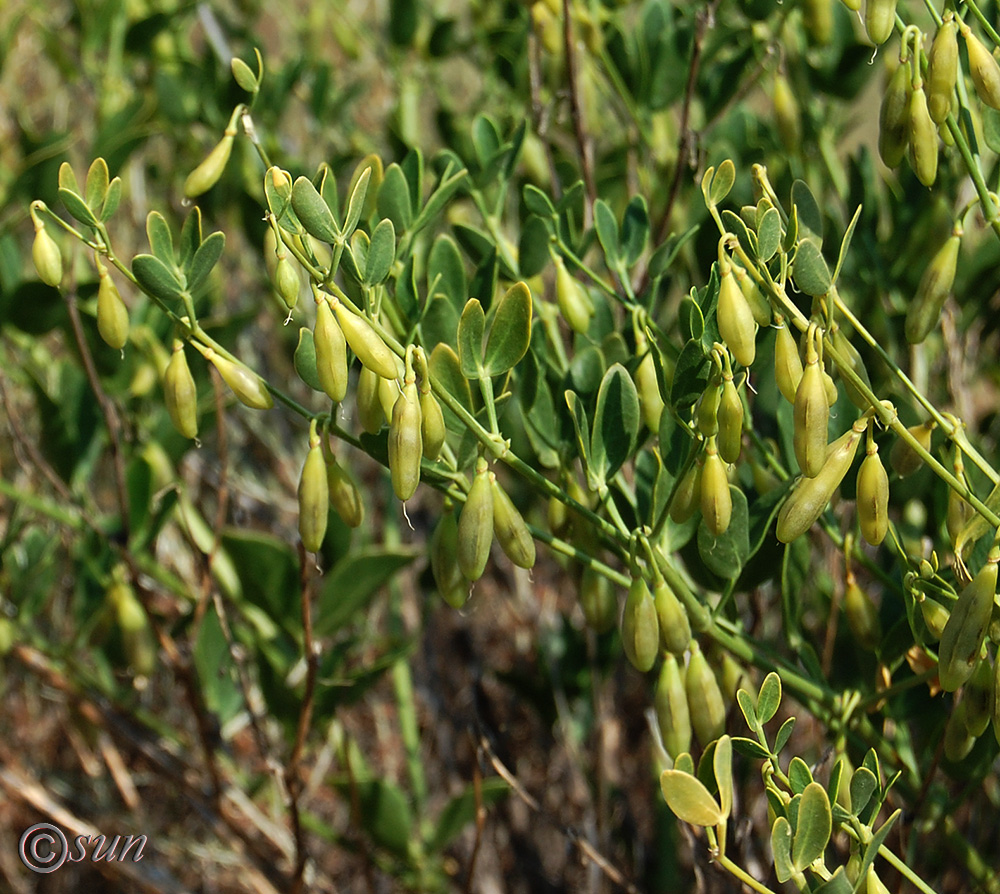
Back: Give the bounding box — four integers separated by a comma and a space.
290, 165, 371, 246
771, 782, 833, 880
594, 195, 649, 271
58, 158, 122, 227
660, 735, 733, 828
457, 283, 532, 379
131, 208, 225, 303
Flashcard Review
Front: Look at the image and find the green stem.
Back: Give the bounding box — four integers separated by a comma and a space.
715, 854, 781, 894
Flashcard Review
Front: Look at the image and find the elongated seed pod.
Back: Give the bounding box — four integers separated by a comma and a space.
107, 573, 155, 676
636, 351, 665, 433
378, 373, 398, 425
419, 388, 446, 460
491, 473, 536, 569
889, 421, 933, 477
431, 508, 467, 608
555, 255, 594, 335
962, 658, 993, 737
879, 62, 911, 168
696, 382, 721, 438
717, 376, 744, 464
332, 298, 401, 379
927, 15, 959, 124
621, 576, 659, 673
298, 425, 329, 553
274, 255, 300, 309
655, 653, 692, 759
905, 233, 960, 344
717, 266, 756, 368
686, 642, 726, 746
856, 444, 889, 546
774, 317, 804, 404
32, 222, 63, 287
794, 328, 830, 478
842, 0, 861, 9
908, 83, 938, 187
961, 22, 1000, 110
458, 459, 494, 581
776, 422, 866, 543
919, 595, 950, 640
937, 551, 998, 691
831, 325, 871, 409
184, 133, 234, 198
734, 264, 771, 327
944, 699, 977, 761
164, 340, 198, 439
864, 0, 897, 46
866, 867, 892, 894
200, 345, 274, 410
844, 572, 882, 650
326, 456, 364, 527
389, 377, 422, 501
802, 0, 833, 46
700, 439, 732, 536
655, 579, 691, 656
97, 266, 129, 350
670, 460, 702, 524
314, 299, 349, 402
579, 566, 616, 633
357, 366, 385, 434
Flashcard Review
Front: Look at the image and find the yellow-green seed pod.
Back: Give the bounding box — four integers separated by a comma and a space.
696, 382, 721, 438
357, 366, 385, 434
654, 580, 691, 656
389, 377, 423, 502
962, 658, 994, 737
579, 566, 617, 633
842, 0, 861, 10
937, 550, 998, 691
490, 473, 536, 569
670, 460, 702, 525
107, 574, 155, 677
164, 340, 198, 439
831, 325, 871, 409
184, 133, 235, 198
458, 458, 494, 581
962, 22, 1000, 110
905, 233, 960, 345
314, 298, 349, 402
802, 0, 833, 46
866, 867, 892, 894
717, 266, 756, 368
879, 62, 911, 169
32, 221, 63, 288
908, 83, 938, 187
431, 508, 467, 608
856, 444, 889, 546
773, 73, 801, 151
944, 699, 977, 761
332, 298, 401, 380
655, 653, 692, 759
686, 642, 726, 746
864, 0, 897, 45
717, 376, 744, 464
636, 351, 665, 433
776, 422, 866, 543
735, 264, 771, 327
700, 439, 732, 536
836, 755, 855, 814
324, 455, 364, 528
419, 389, 446, 461
298, 423, 329, 553
621, 576, 659, 673
794, 328, 830, 478
200, 345, 274, 410
96, 265, 129, 350
378, 373, 398, 425
889, 421, 933, 478
717, 651, 749, 709
554, 255, 594, 335
927, 15, 959, 125
274, 255, 300, 310
918, 595, 950, 641
774, 317, 804, 404
844, 572, 882, 650
947, 487, 972, 547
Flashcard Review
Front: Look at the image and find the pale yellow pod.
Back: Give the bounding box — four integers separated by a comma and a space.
332, 298, 402, 379
96, 267, 129, 350
856, 445, 889, 546
669, 460, 702, 525
200, 345, 274, 410
458, 459, 495, 581
420, 388, 446, 460
555, 255, 595, 335
927, 15, 959, 125
844, 573, 881, 650
298, 425, 329, 553
184, 133, 235, 198
937, 552, 999, 692
655, 652, 692, 759
889, 421, 933, 477
654, 579, 691, 656
717, 376, 743, 464
716, 267, 756, 368
636, 351, 665, 433
774, 317, 803, 404
962, 657, 993, 738
326, 455, 365, 528
962, 22, 1000, 110
357, 366, 385, 434
864, 0, 897, 46
793, 328, 829, 478
621, 576, 659, 673
696, 382, 721, 438
908, 84, 938, 187
164, 340, 198, 439
491, 473, 536, 569
388, 378, 423, 501
314, 298, 349, 402
700, 439, 732, 536
32, 223, 63, 288
686, 642, 726, 746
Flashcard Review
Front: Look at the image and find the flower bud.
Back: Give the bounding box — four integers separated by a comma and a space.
717, 375, 744, 464
908, 82, 938, 187
314, 298, 349, 402
490, 474, 536, 569
164, 340, 198, 439
184, 133, 235, 198
96, 263, 129, 350
655, 653, 692, 759
298, 422, 329, 553
774, 317, 804, 404
621, 576, 659, 673
458, 458, 494, 581
879, 62, 910, 169
905, 233, 960, 345
669, 460, 702, 524
389, 374, 423, 502
696, 382, 721, 438
274, 255, 300, 310
636, 351, 665, 433
419, 386, 446, 461
734, 264, 771, 327
864, 0, 897, 46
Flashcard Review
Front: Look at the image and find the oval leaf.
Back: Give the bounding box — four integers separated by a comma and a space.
365, 218, 395, 285
429, 343, 473, 414
457, 299, 485, 378
771, 816, 795, 883
85, 157, 110, 212
714, 735, 733, 820
660, 770, 723, 827
792, 240, 832, 297
132, 254, 184, 302
756, 206, 781, 262
186, 231, 225, 292
757, 672, 782, 724
709, 159, 736, 204
294, 327, 323, 392
291, 176, 340, 243
483, 282, 532, 376
594, 199, 619, 264
590, 363, 640, 483
343, 165, 372, 237
58, 187, 98, 227
377, 163, 413, 232
792, 782, 832, 871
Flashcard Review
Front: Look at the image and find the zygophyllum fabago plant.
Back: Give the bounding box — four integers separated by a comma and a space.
9, 0, 1000, 890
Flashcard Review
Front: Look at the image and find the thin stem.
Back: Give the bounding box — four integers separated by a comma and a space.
715, 854, 781, 894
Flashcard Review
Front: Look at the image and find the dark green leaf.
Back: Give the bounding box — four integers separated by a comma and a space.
756, 207, 781, 262
222, 529, 299, 631
428, 235, 467, 309
483, 282, 532, 376
186, 231, 225, 292
697, 486, 749, 577
849, 767, 878, 818
294, 327, 323, 392
132, 254, 184, 302
518, 216, 551, 277
791, 179, 823, 245
670, 339, 710, 410
648, 224, 699, 279
429, 343, 473, 415
792, 782, 832, 871
731, 736, 771, 760
721, 209, 756, 257
594, 199, 619, 264
428, 778, 509, 853
178, 206, 203, 271
365, 219, 395, 285
813, 868, 852, 894
792, 240, 832, 297
832, 205, 862, 285
590, 363, 640, 483
291, 176, 340, 243
771, 817, 794, 882
565, 390, 592, 475
343, 166, 372, 237
620, 195, 649, 267
316, 548, 420, 635
377, 163, 413, 232
788, 756, 813, 794
145, 211, 175, 266
457, 298, 485, 378
523, 184, 555, 217
58, 188, 98, 226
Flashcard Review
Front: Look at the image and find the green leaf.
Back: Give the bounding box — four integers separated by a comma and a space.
756, 207, 781, 262
832, 204, 862, 285
783, 204, 799, 253
428, 778, 509, 852
132, 254, 184, 302
291, 176, 340, 243
85, 158, 109, 212
565, 390, 592, 478
194, 601, 243, 723
670, 339, 710, 410
849, 767, 878, 818
294, 327, 323, 392
457, 298, 485, 378
58, 187, 98, 226
697, 486, 749, 577
523, 184, 555, 217
377, 163, 413, 232
590, 364, 640, 483
721, 209, 756, 257
736, 688, 757, 729
146, 211, 176, 267
222, 529, 299, 631
771, 816, 795, 883
793, 239, 832, 297
178, 206, 203, 271
58, 161, 80, 194
679, 294, 705, 343
186, 231, 225, 292
813, 867, 852, 894
483, 282, 532, 376
518, 216, 551, 277
428, 235, 467, 309
365, 219, 395, 285
315, 548, 420, 636
659, 770, 723, 827
353, 779, 413, 856
231, 56, 259, 92
774, 716, 795, 753
709, 159, 736, 204
791, 179, 823, 245
859, 809, 900, 881
100, 177, 122, 221
620, 194, 649, 267
757, 672, 782, 724
788, 756, 813, 793
343, 165, 372, 238
594, 198, 619, 264
714, 735, 733, 820
429, 343, 473, 415
648, 224, 700, 279
792, 782, 832, 871
731, 736, 771, 760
